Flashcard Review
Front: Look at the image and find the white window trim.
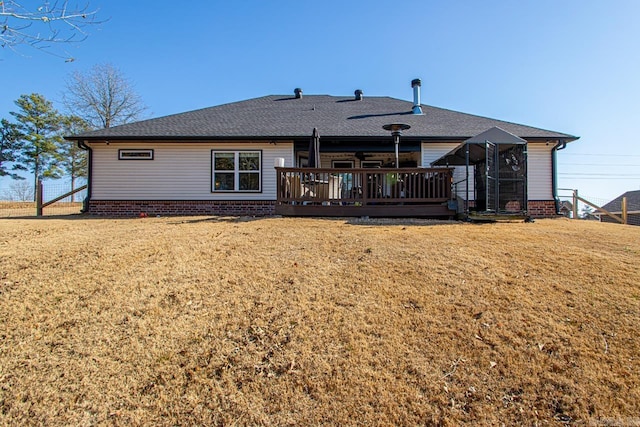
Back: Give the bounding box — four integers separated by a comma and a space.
361, 160, 382, 168
119, 149, 154, 160
211, 150, 262, 193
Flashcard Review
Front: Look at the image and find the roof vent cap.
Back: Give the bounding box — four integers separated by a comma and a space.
411, 78, 423, 115
354, 89, 363, 101
294, 88, 303, 98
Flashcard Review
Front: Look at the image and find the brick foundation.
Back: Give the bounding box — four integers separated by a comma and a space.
87, 199, 558, 218
527, 200, 558, 218
88, 200, 276, 217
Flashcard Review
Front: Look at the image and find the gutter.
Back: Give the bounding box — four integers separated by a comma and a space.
77, 140, 92, 212
552, 139, 567, 214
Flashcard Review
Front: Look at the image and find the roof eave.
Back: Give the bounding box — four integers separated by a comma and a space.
66, 134, 580, 143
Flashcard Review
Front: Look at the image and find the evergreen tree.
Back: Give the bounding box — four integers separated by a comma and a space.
57, 115, 90, 201
0, 118, 26, 180
10, 94, 63, 200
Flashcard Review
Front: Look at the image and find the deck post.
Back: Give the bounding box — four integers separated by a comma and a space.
361, 171, 368, 207
276, 167, 282, 205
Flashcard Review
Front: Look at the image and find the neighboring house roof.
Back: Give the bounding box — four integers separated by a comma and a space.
66, 94, 579, 142
600, 190, 640, 213
559, 200, 573, 211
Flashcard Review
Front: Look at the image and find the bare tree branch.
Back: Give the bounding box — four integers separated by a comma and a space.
2, 180, 34, 201
1, 1, 102, 61
63, 63, 147, 129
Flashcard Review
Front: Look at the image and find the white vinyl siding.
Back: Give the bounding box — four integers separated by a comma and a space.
89, 142, 294, 200
526, 143, 553, 200
422, 142, 475, 201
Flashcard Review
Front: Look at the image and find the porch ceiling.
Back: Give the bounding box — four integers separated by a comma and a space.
293, 140, 421, 153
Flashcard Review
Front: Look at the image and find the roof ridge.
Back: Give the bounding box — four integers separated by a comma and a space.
66, 93, 579, 141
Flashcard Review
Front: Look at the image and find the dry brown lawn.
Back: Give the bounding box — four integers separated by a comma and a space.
0, 202, 83, 218
0, 216, 638, 426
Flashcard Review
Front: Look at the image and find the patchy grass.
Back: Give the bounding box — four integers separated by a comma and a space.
0, 216, 638, 425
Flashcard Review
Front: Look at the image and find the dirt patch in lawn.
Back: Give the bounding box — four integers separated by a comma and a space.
0, 216, 638, 425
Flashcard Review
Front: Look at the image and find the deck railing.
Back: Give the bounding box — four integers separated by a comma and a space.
276, 167, 454, 216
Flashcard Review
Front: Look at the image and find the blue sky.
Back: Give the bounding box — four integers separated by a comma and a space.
2, 0, 639, 203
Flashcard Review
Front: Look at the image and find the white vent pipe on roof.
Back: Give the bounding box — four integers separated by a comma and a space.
411, 79, 423, 115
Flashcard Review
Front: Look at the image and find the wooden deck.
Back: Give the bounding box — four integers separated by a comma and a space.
275, 167, 455, 217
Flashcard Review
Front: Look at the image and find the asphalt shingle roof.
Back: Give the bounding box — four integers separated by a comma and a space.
68, 95, 578, 141
601, 190, 640, 212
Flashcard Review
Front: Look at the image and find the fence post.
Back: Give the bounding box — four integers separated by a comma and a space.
622, 196, 628, 225
572, 189, 579, 219
36, 179, 43, 217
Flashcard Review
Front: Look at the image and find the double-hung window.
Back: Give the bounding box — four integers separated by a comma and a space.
212, 151, 261, 192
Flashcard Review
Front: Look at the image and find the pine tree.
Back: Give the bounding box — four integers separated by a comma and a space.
57, 115, 89, 202
0, 118, 26, 180
10, 94, 63, 200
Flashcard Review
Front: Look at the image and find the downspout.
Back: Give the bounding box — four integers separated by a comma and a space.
465, 143, 470, 217
551, 139, 567, 214
77, 140, 92, 213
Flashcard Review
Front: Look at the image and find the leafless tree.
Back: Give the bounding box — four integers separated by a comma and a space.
2, 180, 34, 201
1, 1, 101, 61
63, 63, 147, 129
